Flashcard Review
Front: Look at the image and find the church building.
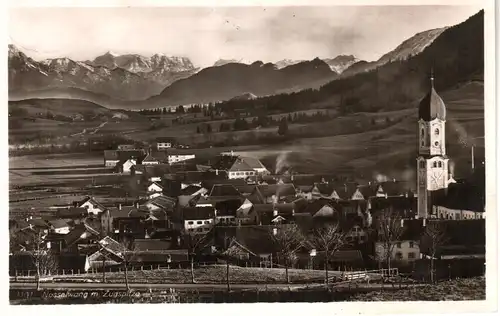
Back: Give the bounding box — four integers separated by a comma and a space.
416, 73, 452, 218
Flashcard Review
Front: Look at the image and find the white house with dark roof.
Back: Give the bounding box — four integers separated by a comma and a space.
183, 206, 215, 234
77, 196, 107, 215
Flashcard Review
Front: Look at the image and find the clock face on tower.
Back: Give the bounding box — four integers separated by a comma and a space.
433, 140, 440, 148
431, 171, 443, 189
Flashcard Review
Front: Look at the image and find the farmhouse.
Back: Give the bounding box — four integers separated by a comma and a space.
183, 206, 215, 234
211, 154, 269, 179
116, 158, 137, 174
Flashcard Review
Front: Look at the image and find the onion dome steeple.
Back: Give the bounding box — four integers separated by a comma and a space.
418, 69, 446, 121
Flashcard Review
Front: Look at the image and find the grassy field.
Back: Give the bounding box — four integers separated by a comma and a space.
37, 265, 342, 284
351, 277, 485, 301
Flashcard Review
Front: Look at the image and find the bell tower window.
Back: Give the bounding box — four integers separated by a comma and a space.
434, 128, 439, 135
433, 162, 437, 168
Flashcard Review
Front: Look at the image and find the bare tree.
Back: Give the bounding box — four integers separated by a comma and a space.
310, 223, 349, 288
422, 221, 449, 283
269, 224, 305, 284
26, 230, 58, 291
375, 209, 405, 272
118, 239, 139, 292
183, 232, 210, 283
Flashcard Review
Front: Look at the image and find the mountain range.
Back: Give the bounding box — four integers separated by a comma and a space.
8, 47, 198, 100
8, 20, 459, 109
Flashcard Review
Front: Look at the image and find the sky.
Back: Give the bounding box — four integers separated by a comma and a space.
8, 6, 482, 67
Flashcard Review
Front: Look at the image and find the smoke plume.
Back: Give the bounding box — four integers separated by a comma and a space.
275, 151, 292, 174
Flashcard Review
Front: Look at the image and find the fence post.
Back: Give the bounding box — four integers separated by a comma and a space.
78, 269, 80, 274
72, 269, 74, 275
15, 270, 18, 282
62, 269, 65, 276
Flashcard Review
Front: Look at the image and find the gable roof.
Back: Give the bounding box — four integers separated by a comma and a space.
78, 196, 106, 211
183, 206, 215, 220
133, 239, 173, 252
139, 153, 159, 164
215, 199, 243, 217
64, 223, 100, 247
98, 236, 126, 258
209, 184, 241, 197
145, 195, 177, 210
257, 184, 297, 198
48, 219, 71, 229
56, 207, 88, 219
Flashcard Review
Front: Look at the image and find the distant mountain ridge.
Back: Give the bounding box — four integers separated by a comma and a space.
342, 27, 447, 76
147, 57, 336, 107
8, 46, 198, 100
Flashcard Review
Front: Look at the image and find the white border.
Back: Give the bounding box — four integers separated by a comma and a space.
2, 1, 497, 315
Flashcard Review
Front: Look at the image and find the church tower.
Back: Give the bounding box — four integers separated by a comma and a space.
417, 72, 450, 218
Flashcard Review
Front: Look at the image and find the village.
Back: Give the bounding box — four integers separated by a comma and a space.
9, 123, 486, 286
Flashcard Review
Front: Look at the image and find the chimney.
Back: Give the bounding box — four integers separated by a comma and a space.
118, 204, 122, 210
177, 236, 181, 246
423, 218, 426, 227
400, 219, 404, 227
273, 209, 278, 217
135, 201, 139, 209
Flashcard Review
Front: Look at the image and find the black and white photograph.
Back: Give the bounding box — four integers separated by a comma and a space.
5, 0, 496, 309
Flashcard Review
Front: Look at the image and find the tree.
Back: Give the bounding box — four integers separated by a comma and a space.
183, 232, 210, 283
375, 209, 405, 273
26, 230, 59, 291
422, 222, 449, 283
310, 223, 349, 289
277, 118, 288, 136
269, 224, 305, 283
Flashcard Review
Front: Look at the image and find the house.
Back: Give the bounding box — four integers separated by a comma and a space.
104, 150, 145, 167
374, 219, 424, 267
56, 207, 88, 221
430, 182, 485, 220
183, 206, 215, 234
48, 219, 72, 235
116, 158, 137, 174
88, 236, 126, 269
139, 152, 160, 165
100, 206, 148, 237
147, 182, 164, 195
166, 149, 196, 164
63, 222, 101, 252
368, 196, 417, 220
211, 154, 269, 179
214, 199, 241, 225
247, 184, 297, 204
143, 195, 177, 212
235, 198, 255, 225
222, 226, 279, 266
76, 196, 107, 215
131, 164, 171, 182
156, 137, 176, 151
209, 184, 242, 199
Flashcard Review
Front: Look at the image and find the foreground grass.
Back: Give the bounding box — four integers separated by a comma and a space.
351, 277, 485, 301
45, 265, 340, 284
